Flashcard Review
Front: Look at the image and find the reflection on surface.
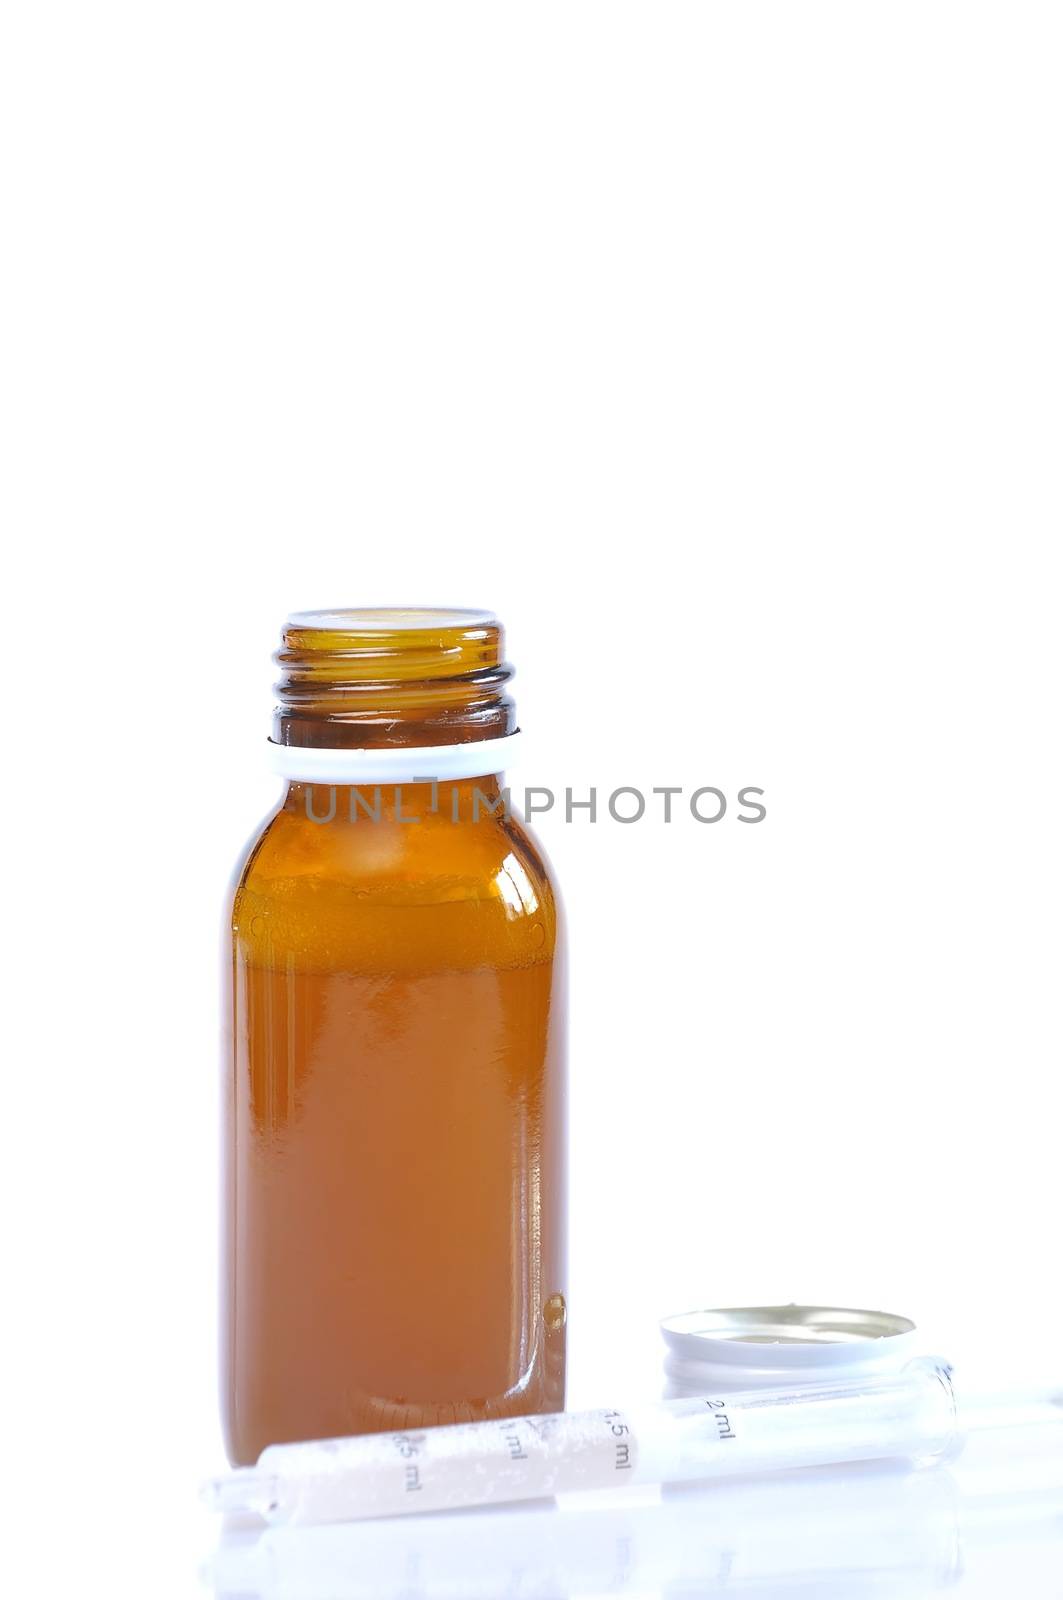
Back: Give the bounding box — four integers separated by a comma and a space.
209, 1428, 1063, 1599
494, 851, 541, 918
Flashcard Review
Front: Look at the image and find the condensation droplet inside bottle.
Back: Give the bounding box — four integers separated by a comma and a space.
530, 922, 545, 948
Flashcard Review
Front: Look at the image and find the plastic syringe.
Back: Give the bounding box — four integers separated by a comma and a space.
204, 1359, 1062, 1525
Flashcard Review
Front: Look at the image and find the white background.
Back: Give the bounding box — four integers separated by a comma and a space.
3, 3, 1061, 1594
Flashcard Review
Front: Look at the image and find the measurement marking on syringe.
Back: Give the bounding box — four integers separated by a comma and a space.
381, 1409, 641, 1504
390, 1431, 425, 1493
603, 1410, 633, 1469
501, 1425, 528, 1461
706, 1398, 736, 1441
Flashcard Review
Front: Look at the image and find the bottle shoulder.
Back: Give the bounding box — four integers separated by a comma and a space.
230, 800, 561, 975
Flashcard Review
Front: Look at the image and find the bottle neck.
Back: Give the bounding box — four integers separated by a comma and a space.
272, 609, 516, 751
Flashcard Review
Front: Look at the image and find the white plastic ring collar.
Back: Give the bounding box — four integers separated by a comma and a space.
268, 732, 522, 784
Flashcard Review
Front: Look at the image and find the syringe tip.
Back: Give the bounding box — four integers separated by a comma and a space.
201, 1467, 279, 1518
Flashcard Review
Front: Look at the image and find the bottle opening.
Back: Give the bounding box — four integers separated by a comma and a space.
286, 607, 499, 632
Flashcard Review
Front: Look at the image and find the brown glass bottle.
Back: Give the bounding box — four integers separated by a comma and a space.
222, 610, 566, 1467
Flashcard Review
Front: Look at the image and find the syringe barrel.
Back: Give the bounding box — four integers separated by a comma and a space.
251, 1406, 654, 1522
651, 1360, 958, 1484
209, 1361, 959, 1524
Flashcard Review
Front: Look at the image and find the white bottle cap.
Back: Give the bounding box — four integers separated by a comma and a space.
660, 1303, 920, 1398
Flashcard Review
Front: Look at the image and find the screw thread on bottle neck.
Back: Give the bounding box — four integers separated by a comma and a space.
273, 608, 516, 750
